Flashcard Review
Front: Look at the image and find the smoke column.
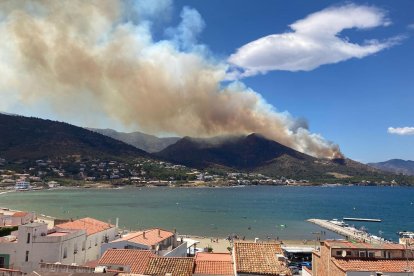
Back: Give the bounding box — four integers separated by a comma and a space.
0, 0, 342, 159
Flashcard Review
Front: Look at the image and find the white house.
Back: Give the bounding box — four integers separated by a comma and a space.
101, 228, 187, 257
56, 217, 118, 262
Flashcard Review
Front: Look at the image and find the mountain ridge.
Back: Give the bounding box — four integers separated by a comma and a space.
368, 159, 414, 176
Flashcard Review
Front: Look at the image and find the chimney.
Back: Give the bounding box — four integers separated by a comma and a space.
158, 229, 161, 237
143, 231, 146, 239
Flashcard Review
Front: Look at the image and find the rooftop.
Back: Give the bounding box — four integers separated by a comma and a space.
195, 252, 232, 262
333, 257, 414, 273
11, 211, 29, 217
113, 228, 174, 247
144, 257, 194, 276
98, 249, 155, 274
234, 242, 291, 276
56, 217, 114, 236
324, 240, 406, 250
194, 253, 234, 275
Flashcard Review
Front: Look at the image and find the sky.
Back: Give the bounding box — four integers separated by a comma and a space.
0, 0, 413, 162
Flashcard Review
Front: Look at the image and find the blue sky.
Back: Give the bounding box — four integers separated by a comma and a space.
0, 0, 413, 162
169, 0, 414, 162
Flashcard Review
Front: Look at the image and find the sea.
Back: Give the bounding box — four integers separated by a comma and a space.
0, 186, 413, 241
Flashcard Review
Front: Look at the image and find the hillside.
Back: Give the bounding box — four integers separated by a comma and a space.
368, 159, 414, 176
157, 133, 397, 182
88, 128, 179, 153
0, 114, 149, 162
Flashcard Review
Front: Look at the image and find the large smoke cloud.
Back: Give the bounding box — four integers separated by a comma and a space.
0, 0, 342, 159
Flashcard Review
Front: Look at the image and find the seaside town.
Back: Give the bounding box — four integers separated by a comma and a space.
0, 156, 314, 189
0, 207, 412, 275
0, 0, 414, 275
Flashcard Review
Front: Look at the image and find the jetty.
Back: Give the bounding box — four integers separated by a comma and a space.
343, 217, 381, 222
307, 219, 385, 244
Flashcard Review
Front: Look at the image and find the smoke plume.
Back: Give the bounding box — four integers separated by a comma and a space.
0, 0, 342, 159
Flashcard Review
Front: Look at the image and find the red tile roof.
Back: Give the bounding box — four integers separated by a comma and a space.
195, 252, 232, 262
56, 217, 114, 236
324, 240, 405, 250
333, 258, 414, 273
98, 249, 155, 274
194, 253, 234, 275
144, 257, 194, 276
114, 228, 174, 247
234, 242, 291, 275
12, 211, 28, 217
194, 261, 234, 275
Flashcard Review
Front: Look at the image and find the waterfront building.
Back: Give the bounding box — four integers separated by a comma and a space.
194, 252, 234, 276
101, 228, 187, 257
311, 240, 414, 276
14, 180, 30, 191
0, 222, 87, 273
232, 242, 292, 276
0, 211, 35, 227
56, 217, 118, 263
98, 249, 155, 274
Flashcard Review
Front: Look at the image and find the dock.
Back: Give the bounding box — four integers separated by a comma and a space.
307, 219, 384, 244
343, 217, 381, 222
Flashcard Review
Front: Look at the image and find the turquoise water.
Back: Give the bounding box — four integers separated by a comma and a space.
0, 186, 413, 241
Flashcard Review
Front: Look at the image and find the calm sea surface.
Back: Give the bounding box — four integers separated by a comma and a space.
0, 186, 413, 241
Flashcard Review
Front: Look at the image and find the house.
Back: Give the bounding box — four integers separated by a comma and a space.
10, 212, 35, 226
312, 240, 414, 276
56, 217, 118, 262
144, 257, 194, 276
101, 228, 187, 257
193, 252, 234, 276
97, 249, 155, 274
14, 180, 30, 191
0, 222, 87, 273
233, 242, 291, 276
0, 211, 35, 227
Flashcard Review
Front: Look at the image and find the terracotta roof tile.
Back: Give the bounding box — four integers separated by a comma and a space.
195, 252, 232, 262
194, 253, 234, 275
234, 242, 291, 275
144, 257, 194, 276
333, 258, 414, 272
12, 211, 28, 217
56, 217, 114, 236
325, 240, 405, 250
114, 228, 174, 247
98, 249, 155, 274
194, 261, 234, 275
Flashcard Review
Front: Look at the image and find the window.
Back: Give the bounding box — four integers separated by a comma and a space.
368, 251, 375, 258
63, 247, 67, 259
95, 237, 98, 246
27, 233, 31, 244
336, 250, 342, 256
0, 256, 5, 268
82, 241, 86, 251
25, 251, 29, 262
74, 243, 78, 254
346, 251, 352, 256
359, 251, 366, 258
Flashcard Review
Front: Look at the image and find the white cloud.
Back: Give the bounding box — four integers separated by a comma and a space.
388, 127, 414, 135
228, 4, 400, 77
408, 23, 414, 30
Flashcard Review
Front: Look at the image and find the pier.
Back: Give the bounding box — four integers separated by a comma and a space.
307, 219, 385, 244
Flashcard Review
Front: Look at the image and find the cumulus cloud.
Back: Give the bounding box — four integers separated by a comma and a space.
228, 4, 400, 77
0, 0, 342, 159
388, 127, 414, 136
